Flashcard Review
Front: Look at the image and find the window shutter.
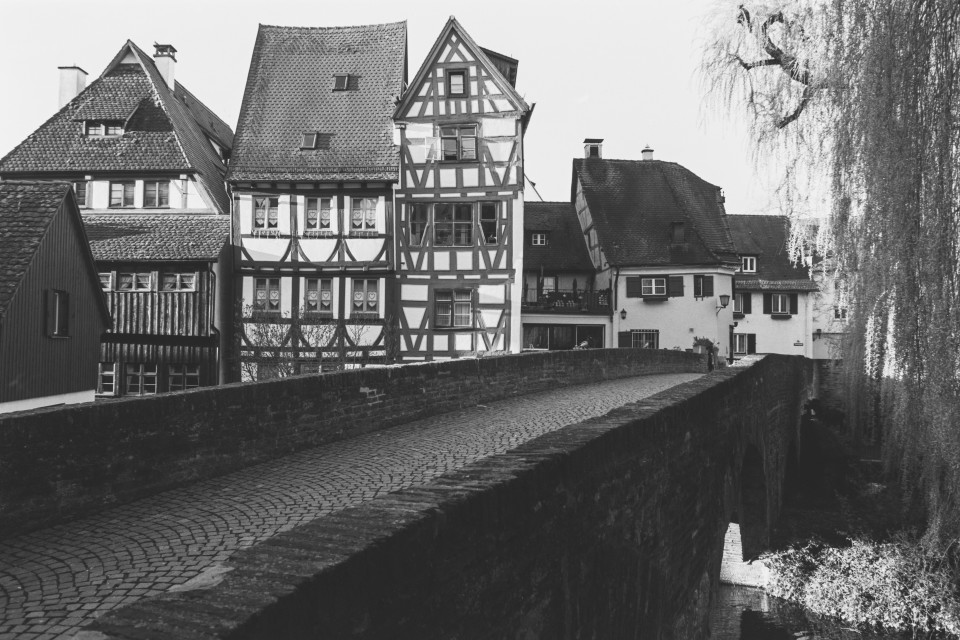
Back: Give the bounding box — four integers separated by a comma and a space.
618, 331, 632, 348
789, 293, 799, 315
743, 293, 752, 314
703, 276, 714, 297
44, 290, 56, 336
747, 334, 757, 354
763, 293, 772, 314
668, 275, 684, 297
625, 277, 642, 298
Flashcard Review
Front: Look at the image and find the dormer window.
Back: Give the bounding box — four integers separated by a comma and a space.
741, 256, 757, 273
333, 74, 350, 91
301, 132, 319, 149
447, 70, 467, 97
85, 120, 123, 137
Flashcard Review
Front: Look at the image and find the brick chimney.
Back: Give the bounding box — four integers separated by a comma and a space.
584, 138, 603, 159
58, 66, 88, 109
153, 43, 177, 89
641, 145, 654, 161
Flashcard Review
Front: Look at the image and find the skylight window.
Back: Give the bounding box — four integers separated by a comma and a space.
301, 132, 319, 149
333, 74, 350, 91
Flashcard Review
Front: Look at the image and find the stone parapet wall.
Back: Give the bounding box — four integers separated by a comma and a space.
89, 355, 816, 640
0, 348, 703, 538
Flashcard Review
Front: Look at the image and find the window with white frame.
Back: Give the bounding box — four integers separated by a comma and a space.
109, 181, 135, 208
99, 272, 113, 291
254, 278, 280, 314
118, 272, 151, 291
408, 203, 429, 246
631, 329, 659, 349
125, 364, 158, 396
435, 289, 472, 328
253, 197, 279, 232
434, 203, 472, 246
161, 273, 196, 291
480, 202, 498, 244
741, 256, 757, 273
440, 124, 478, 161
305, 278, 332, 315
86, 120, 123, 136
168, 364, 200, 391
73, 181, 88, 207
447, 70, 467, 97
351, 197, 377, 233
771, 293, 790, 314
734, 292, 743, 313
734, 333, 756, 355
352, 279, 379, 317
693, 275, 714, 298
641, 277, 667, 297
144, 180, 170, 208
531, 232, 548, 246
305, 197, 332, 233
97, 362, 117, 395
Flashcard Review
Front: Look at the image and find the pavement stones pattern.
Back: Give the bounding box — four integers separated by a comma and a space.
0, 372, 701, 639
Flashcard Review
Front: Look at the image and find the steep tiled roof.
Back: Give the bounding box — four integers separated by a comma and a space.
0, 41, 233, 214
0, 182, 108, 322
573, 158, 740, 268
228, 22, 406, 183
525, 201, 594, 272
727, 214, 818, 291
83, 215, 229, 261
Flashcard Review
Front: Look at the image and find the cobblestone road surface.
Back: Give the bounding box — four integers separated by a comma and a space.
0, 372, 701, 639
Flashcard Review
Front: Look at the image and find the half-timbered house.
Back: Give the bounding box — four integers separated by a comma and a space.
227, 22, 407, 378
572, 144, 741, 356
393, 17, 532, 361
0, 182, 110, 412
0, 40, 235, 394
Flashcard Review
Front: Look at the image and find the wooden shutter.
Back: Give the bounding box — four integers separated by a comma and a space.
44, 289, 56, 336
668, 275, 684, 297
618, 331, 632, 348
625, 277, 642, 298
789, 293, 799, 315
763, 293, 772, 314
703, 276, 714, 297
747, 334, 757, 354
743, 292, 752, 314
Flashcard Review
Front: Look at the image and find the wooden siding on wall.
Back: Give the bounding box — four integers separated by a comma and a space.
0, 201, 107, 403
102, 269, 212, 336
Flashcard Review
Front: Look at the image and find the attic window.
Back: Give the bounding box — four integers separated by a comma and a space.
671, 222, 685, 243
447, 70, 467, 97
531, 232, 548, 246
301, 132, 319, 149
333, 74, 350, 91
85, 120, 123, 137
741, 256, 757, 273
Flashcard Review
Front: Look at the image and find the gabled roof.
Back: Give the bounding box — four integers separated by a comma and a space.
83, 215, 229, 262
393, 16, 530, 121
228, 22, 407, 183
572, 158, 740, 268
727, 214, 818, 291
525, 202, 594, 273
0, 41, 234, 214
0, 181, 109, 322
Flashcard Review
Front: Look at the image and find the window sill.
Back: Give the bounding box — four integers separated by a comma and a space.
303, 311, 334, 318
349, 230, 379, 238
641, 296, 669, 302
302, 230, 335, 238
770, 313, 793, 319
733, 312, 745, 319
350, 313, 381, 321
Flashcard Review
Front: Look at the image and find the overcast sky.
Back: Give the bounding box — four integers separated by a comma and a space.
0, 0, 775, 214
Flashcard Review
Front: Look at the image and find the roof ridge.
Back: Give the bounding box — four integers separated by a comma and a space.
258, 20, 406, 31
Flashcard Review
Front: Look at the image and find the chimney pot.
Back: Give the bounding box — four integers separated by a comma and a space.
641, 145, 654, 161
583, 138, 603, 159
153, 43, 177, 89
58, 66, 88, 109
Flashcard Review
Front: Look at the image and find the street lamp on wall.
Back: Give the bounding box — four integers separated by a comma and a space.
715, 294, 731, 315
620, 309, 627, 321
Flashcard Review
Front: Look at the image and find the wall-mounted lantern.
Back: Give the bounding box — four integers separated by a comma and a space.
715, 294, 731, 315
620, 309, 627, 321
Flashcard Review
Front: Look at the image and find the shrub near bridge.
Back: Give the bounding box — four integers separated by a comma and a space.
763, 535, 960, 636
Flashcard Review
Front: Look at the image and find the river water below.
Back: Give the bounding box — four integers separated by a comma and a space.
709, 585, 914, 639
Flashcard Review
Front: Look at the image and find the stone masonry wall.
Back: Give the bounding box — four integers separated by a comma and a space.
0, 348, 703, 538
91, 355, 816, 640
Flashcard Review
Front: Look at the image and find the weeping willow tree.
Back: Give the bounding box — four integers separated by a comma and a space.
702, 0, 960, 542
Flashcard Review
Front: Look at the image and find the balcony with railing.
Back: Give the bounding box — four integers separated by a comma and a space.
521, 288, 611, 315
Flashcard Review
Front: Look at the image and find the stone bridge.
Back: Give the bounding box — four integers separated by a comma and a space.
0, 350, 815, 639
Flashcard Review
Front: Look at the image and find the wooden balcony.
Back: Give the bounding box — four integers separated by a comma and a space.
521, 289, 611, 315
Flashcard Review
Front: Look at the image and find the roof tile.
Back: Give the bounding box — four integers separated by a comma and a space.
83, 214, 229, 261
525, 202, 594, 273
727, 214, 817, 291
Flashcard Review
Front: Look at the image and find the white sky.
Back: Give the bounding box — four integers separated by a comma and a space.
0, 0, 775, 214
